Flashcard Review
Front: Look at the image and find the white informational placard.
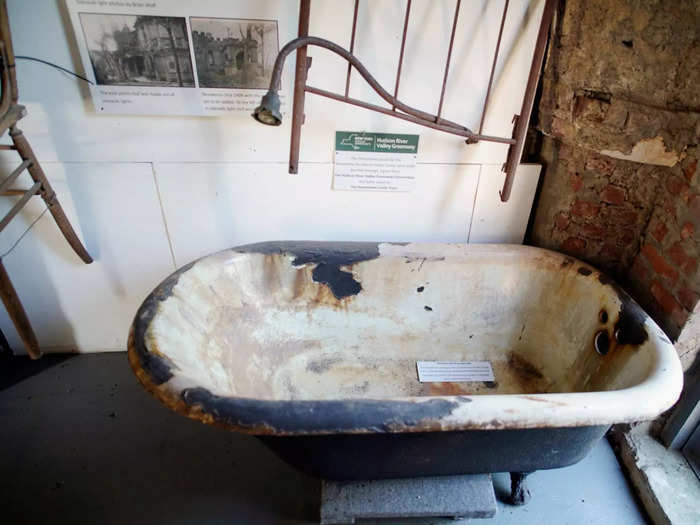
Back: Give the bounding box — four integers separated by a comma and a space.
333, 131, 419, 192
416, 361, 495, 383
65, 0, 290, 116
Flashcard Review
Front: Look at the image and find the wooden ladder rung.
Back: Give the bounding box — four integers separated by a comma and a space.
0, 144, 16, 150
1, 188, 29, 196
0, 180, 41, 232
0, 159, 30, 195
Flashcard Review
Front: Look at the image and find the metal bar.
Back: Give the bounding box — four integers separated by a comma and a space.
436, 0, 461, 121
500, 0, 557, 202
305, 85, 515, 144
344, 0, 360, 97
0, 159, 29, 194
288, 0, 311, 174
268, 37, 479, 140
0, 258, 41, 359
0, 180, 39, 232
479, 0, 509, 135
392, 0, 411, 110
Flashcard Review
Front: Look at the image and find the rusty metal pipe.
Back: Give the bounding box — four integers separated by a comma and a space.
306, 84, 515, 144
287, 0, 311, 174
479, 0, 510, 135
344, 0, 360, 97
436, 0, 461, 120
392, 0, 411, 111
253, 36, 479, 141
500, 0, 557, 202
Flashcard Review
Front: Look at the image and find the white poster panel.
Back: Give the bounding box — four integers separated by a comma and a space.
65, 0, 293, 116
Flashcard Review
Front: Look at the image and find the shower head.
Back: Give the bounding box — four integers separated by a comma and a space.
252, 90, 282, 126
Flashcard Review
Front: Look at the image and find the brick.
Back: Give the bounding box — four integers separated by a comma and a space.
601, 184, 626, 205
554, 212, 570, 230
641, 244, 679, 285
651, 220, 668, 243
677, 286, 699, 311
571, 199, 601, 218
581, 223, 606, 239
569, 173, 583, 192
681, 222, 694, 240
561, 237, 586, 253
604, 206, 638, 224
573, 95, 607, 123
616, 227, 637, 246
572, 94, 588, 119
650, 280, 682, 315
662, 198, 679, 222
665, 175, 689, 196
668, 242, 697, 276
585, 154, 615, 174
683, 159, 697, 183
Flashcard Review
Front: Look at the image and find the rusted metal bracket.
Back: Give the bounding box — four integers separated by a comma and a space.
500, 0, 557, 201
288, 0, 311, 174
253, 0, 558, 202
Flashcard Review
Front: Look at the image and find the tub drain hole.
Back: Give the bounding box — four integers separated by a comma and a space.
594, 330, 610, 355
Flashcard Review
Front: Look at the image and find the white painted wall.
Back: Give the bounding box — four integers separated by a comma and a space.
0, 0, 543, 354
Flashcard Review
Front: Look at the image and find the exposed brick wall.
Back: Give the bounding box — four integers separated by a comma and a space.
627, 150, 700, 337
532, 139, 660, 275
530, 0, 700, 344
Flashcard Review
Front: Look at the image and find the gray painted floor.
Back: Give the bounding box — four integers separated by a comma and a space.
1, 353, 647, 524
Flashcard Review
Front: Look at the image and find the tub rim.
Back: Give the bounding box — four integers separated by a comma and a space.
127, 242, 684, 436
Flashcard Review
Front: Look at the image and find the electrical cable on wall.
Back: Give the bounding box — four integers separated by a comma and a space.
14, 56, 93, 85
0, 57, 88, 259
0, 57, 90, 259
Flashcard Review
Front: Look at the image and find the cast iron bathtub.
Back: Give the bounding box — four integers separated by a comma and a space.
128, 242, 682, 495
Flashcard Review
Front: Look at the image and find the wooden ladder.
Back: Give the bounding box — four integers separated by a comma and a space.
0, 0, 92, 359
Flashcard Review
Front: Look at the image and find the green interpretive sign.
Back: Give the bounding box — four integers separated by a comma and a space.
333, 131, 420, 192
335, 131, 419, 154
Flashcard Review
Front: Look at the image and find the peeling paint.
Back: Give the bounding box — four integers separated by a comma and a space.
600, 136, 679, 167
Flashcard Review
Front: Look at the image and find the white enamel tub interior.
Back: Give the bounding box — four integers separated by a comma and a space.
128, 242, 683, 435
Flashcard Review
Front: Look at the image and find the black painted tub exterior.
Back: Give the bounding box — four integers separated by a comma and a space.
258, 426, 609, 480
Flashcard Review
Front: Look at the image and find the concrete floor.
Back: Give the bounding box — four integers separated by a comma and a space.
1, 353, 648, 524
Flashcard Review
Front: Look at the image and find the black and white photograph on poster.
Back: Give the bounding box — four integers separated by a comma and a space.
79, 13, 195, 88
190, 17, 278, 89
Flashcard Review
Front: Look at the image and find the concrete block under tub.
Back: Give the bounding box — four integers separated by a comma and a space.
320, 474, 497, 524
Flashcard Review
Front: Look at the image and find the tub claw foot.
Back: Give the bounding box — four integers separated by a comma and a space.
507, 471, 532, 506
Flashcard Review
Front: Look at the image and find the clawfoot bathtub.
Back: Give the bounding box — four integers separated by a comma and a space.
128, 242, 682, 503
